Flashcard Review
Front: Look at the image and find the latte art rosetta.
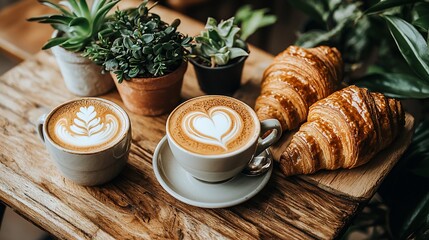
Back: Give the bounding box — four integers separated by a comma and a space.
182, 106, 243, 150
54, 106, 119, 147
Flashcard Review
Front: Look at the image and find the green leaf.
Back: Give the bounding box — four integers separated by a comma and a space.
240, 10, 276, 41
41, 37, 69, 49
365, 0, 423, 15
287, 0, 327, 25
383, 15, 429, 82
40, 0, 72, 16
205, 17, 217, 29
76, 0, 91, 19
90, 0, 106, 15
225, 26, 240, 47
355, 72, 429, 98
142, 34, 154, 43
234, 5, 276, 41
92, 0, 119, 34
29, 15, 73, 25
296, 18, 347, 48
413, 14, 429, 32
229, 47, 248, 59
69, 17, 90, 28
213, 53, 229, 66
60, 0, 80, 15
217, 18, 234, 37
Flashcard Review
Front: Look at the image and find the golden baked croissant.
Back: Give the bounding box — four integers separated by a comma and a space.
255, 45, 343, 130
280, 85, 405, 176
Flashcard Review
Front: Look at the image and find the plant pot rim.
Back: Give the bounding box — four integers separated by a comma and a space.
114, 60, 188, 83
189, 55, 248, 70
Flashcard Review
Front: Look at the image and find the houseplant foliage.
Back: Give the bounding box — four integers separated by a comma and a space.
84, 0, 191, 115
28, 0, 120, 52
84, 0, 192, 83
189, 5, 276, 94
27, 0, 119, 96
287, 0, 429, 238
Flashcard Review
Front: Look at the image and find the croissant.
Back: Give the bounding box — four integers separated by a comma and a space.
279, 85, 405, 176
255, 45, 343, 131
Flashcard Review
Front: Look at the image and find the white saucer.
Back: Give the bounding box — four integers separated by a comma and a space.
152, 136, 273, 208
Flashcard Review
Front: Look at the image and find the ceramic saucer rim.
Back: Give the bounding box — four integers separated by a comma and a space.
152, 135, 273, 208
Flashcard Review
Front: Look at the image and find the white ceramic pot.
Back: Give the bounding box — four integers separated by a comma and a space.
50, 32, 114, 96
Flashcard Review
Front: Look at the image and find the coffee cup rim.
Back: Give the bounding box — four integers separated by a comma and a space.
42, 97, 131, 155
166, 95, 261, 158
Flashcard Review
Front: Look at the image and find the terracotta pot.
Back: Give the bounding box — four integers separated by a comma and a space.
112, 61, 187, 116
51, 32, 114, 96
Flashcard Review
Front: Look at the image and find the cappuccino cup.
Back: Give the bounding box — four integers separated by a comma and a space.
166, 95, 282, 182
37, 98, 131, 186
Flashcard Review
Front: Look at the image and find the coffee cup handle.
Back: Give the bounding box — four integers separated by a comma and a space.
37, 114, 47, 142
254, 119, 282, 156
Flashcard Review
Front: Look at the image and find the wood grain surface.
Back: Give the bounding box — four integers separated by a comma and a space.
0, 1, 415, 239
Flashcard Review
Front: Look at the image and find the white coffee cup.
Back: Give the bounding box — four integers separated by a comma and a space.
37, 98, 132, 186
166, 95, 282, 182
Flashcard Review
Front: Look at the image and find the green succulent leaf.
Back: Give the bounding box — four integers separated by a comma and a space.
40, 0, 72, 16
355, 72, 429, 98
42, 37, 69, 49
213, 53, 229, 66
92, 0, 120, 34
217, 18, 234, 37
30, 15, 74, 25
31, 0, 120, 52
76, 0, 91, 19
383, 15, 429, 82
61, 0, 80, 15
229, 47, 248, 59
205, 17, 217, 29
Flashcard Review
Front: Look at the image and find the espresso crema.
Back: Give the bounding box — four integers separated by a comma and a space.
168, 96, 259, 155
47, 99, 126, 152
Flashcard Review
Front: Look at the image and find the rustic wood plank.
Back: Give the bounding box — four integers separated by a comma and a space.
0, 51, 360, 239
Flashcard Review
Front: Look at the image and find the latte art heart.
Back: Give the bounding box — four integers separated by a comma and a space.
182, 106, 243, 150
54, 106, 119, 147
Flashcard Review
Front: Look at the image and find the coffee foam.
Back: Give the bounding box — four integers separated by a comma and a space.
47, 99, 125, 152
168, 96, 258, 155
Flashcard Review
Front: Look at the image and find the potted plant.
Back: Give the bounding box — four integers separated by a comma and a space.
28, 0, 119, 96
84, 1, 191, 116
190, 5, 276, 95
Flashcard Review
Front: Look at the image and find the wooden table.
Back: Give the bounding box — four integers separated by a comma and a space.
0, 3, 414, 240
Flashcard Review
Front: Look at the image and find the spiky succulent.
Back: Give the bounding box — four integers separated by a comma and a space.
191, 17, 248, 67
191, 5, 276, 68
28, 0, 119, 52
83, 1, 191, 82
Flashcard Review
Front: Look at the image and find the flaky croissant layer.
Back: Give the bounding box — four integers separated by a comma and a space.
255, 45, 343, 131
280, 85, 405, 176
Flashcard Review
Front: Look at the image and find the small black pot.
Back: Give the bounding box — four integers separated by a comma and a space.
190, 56, 247, 95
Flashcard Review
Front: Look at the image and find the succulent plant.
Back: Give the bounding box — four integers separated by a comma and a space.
190, 5, 276, 68
28, 0, 119, 52
191, 17, 248, 67
84, 0, 191, 83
